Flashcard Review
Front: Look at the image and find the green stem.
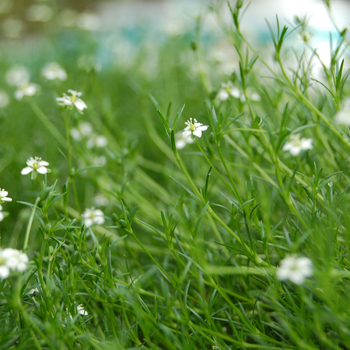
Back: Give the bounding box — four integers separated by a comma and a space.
30, 101, 66, 148
23, 197, 40, 252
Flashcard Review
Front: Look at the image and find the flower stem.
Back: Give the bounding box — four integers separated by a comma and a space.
23, 197, 40, 252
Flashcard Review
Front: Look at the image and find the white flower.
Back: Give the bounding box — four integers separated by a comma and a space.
76, 12, 100, 31
14, 83, 39, 100
70, 122, 93, 141
94, 156, 107, 166
182, 118, 209, 139
0, 250, 10, 279
276, 256, 313, 284
6, 66, 30, 86
4, 249, 28, 272
175, 131, 195, 149
26, 4, 53, 22
21, 157, 50, 180
42, 62, 67, 81
334, 99, 350, 126
0, 189, 12, 203
283, 134, 313, 156
0, 248, 29, 279
240, 89, 261, 103
217, 81, 240, 101
57, 90, 87, 113
87, 135, 108, 149
0, 92, 9, 108
77, 304, 88, 316
82, 208, 104, 227
0, 205, 3, 222
94, 194, 109, 207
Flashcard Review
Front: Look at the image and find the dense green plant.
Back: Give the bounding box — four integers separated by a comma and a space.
1, 0, 350, 349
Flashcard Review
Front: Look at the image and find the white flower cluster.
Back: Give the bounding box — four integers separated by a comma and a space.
6, 66, 40, 101
182, 118, 209, 139
57, 90, 87, 114
21, 156, 50, 180
0, 248, 29, 279
283, 134, 313, 156
82, 208, 105, 228
276, 256, 313, 284
217, 81, 260, 102
0, 188, 11, 222
42, 62, 67, 81
70, 122, 107, 149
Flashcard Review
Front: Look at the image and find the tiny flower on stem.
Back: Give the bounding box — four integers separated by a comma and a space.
182, 118, 209, 139
0, 248, 29, 279
6, 66, 30, 87
56, 90, 87, 113
283, 134, 313, 156
77, 304, 88, 316
21, 156, 50, 180
334, 99, 350, 126
175, 131, 195, 149
14, 83, 40, 100
42, 62, 67, 81
276, 256, 313, 284
217, 81, 240, 101
0, 189, 12, 203
82, 208, 105, 227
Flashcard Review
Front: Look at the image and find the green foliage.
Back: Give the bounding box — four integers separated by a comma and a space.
1, 1, 350, 349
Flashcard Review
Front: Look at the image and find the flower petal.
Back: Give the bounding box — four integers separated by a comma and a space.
36, 167, 48, 174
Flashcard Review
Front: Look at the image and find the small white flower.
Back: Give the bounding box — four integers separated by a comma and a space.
175, 131, 195, 149
70, 122, 93, 141
217, 81, 240, 101
182, 118, 209, 139
77, 304, 88, 316
0, 91, 10, 108
0, 189, 12, 203
0, 250, 10, 279
82, 208, 104, 228
0, 205, 3, 222
334, 99, 350, 126
6, 66, 30, 86
0, 248, 29, 278
94, 194, 109, 207
76, 12, 100, 31
4, 249, 28, 272
283, 134, 313, 156
94, 156, 107, 166
14, 83, 39, 100
21, 156, 50, 180
42, 62, 67, 81
240, 89, 261, 103
26, 4, 53, 22
57, 90, 87, 113
276, 256, 313, 284
87, 135, 108, 149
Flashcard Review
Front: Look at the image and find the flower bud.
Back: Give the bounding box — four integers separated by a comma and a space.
190, 41, 197, 51
119, 219, 128, 228
236, 0, 243, 8
209, 132, 215, 144
71, 251, 80, 266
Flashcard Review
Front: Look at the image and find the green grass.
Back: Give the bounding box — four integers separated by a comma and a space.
1, 1, 350, 349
